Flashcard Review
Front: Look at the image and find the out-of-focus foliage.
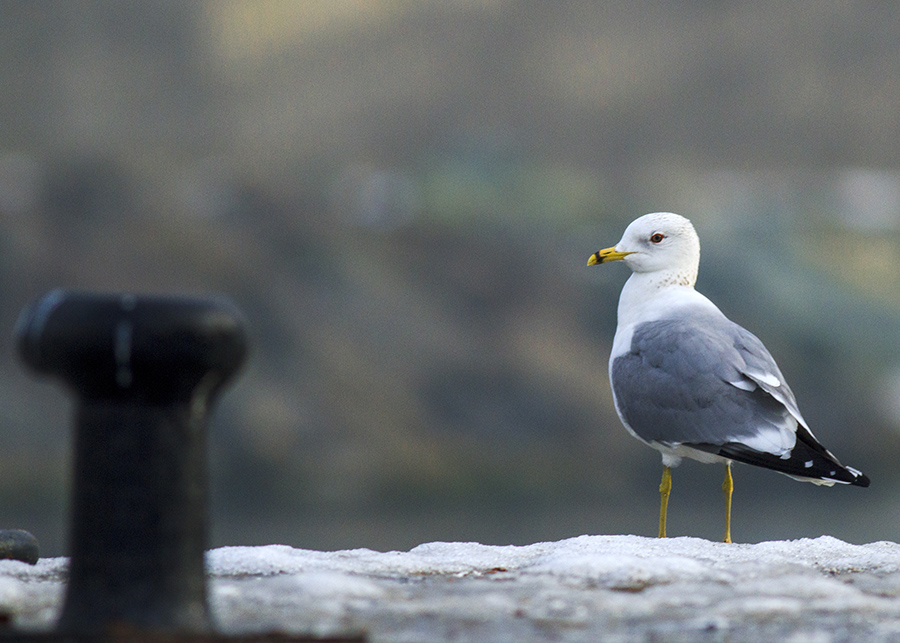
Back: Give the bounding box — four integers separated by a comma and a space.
1, 1, 900, 554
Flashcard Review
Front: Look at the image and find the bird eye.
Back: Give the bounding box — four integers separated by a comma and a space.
650, 233, 665, 244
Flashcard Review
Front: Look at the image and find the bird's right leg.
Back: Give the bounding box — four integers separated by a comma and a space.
658, 466, 672, 538
722, 462, 734, 544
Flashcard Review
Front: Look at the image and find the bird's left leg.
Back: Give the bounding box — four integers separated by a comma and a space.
658, 466, 672, 538
722, 462, 733, 543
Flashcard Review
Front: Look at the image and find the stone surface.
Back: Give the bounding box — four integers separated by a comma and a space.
3, 535, 900, 642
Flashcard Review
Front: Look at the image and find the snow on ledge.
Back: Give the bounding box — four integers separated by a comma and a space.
4, 535, 900, 641
208, 533, 900, 580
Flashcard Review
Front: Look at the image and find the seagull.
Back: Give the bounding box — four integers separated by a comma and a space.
588, 212, 869, 542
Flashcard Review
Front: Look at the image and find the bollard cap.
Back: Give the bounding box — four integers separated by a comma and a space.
0, 529, 39, 565
16, 290, 250, 402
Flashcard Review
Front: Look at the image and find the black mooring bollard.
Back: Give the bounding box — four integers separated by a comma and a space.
15, 290, 249, 635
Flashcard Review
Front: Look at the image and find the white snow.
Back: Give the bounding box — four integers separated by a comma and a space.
3, 535, 900, 641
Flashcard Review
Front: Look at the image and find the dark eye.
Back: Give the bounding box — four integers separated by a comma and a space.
650, 233, 665, 244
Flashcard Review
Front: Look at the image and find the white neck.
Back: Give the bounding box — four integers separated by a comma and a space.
617, 272, 711, 327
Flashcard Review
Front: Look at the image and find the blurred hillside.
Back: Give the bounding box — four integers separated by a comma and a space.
1, 1, 900, 555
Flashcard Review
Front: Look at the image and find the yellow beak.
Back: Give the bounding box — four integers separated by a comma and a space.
587, 246, 633, 266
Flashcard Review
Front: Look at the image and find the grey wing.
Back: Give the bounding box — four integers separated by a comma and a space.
611, 314, 799, 455
728, 323, 808, 429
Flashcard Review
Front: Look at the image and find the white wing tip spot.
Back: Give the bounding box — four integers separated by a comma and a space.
748, 370, 781, 388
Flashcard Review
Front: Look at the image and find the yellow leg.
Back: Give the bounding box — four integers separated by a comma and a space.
722, 462, 733, 544
658, 466, 672, 538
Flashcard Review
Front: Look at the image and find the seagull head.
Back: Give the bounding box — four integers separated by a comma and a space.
588, 212, 701, 287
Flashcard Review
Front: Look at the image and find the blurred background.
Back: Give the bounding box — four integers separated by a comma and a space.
1, 1, 899, 556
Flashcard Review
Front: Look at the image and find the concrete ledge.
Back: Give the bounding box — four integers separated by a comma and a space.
3, 535, 899, 642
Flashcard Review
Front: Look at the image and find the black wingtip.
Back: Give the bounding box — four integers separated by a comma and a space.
850, 471, 871, 488
689, 439, 870, 488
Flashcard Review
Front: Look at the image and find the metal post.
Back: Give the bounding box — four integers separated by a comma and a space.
16, 290, 249, 635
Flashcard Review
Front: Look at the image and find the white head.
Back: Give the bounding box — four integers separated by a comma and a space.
589, 212, 701, 287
